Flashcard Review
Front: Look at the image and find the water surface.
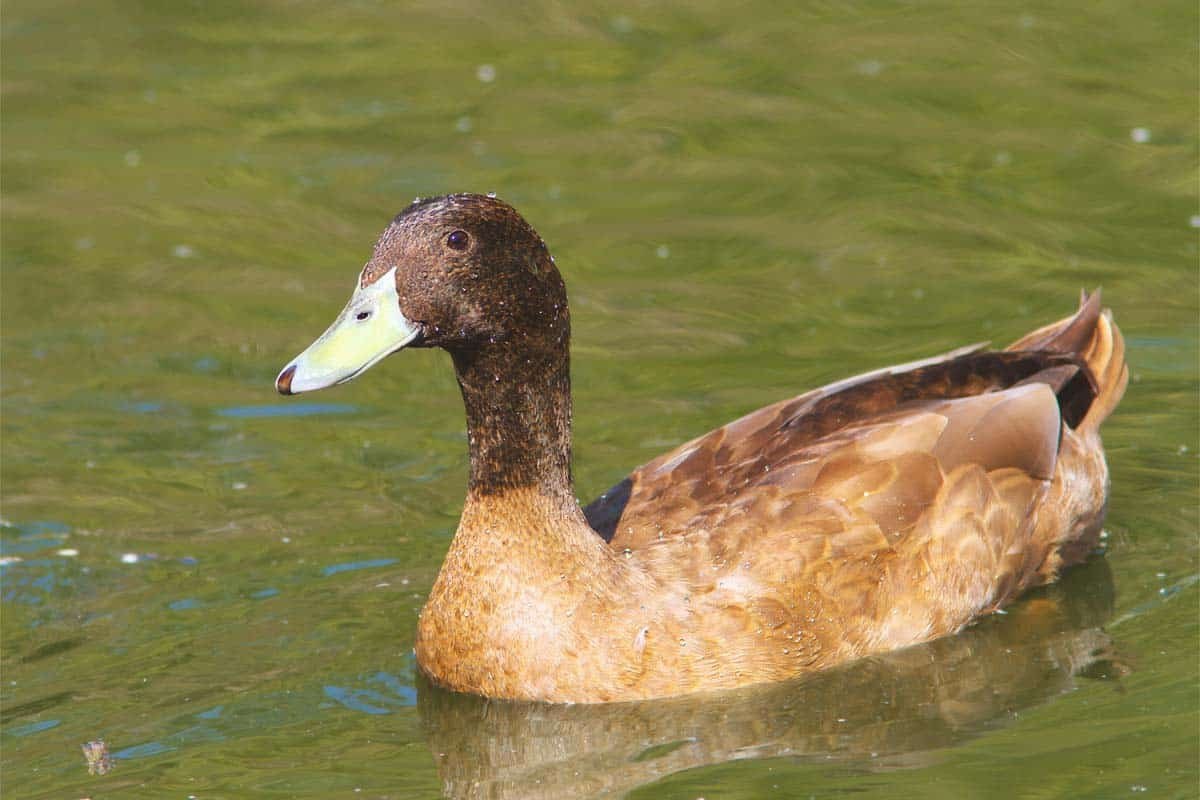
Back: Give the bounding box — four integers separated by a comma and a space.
2, 1, 1197, 797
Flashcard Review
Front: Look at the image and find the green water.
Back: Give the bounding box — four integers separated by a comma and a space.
2, 1, 1197, 797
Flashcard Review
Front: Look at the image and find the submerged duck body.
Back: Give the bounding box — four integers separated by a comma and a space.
277, 194, 1127, 703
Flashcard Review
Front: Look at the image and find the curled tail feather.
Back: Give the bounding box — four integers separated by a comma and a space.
1006, 290, 1127, 435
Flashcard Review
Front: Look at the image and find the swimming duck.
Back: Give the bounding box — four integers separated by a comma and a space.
276, 193, 1126, 704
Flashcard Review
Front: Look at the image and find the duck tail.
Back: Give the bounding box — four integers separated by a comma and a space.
1006, 289, 1128, 435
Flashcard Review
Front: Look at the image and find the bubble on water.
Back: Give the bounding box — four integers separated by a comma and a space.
476, 64, 496, 83
172, 244, 195, 259
1130, 127, 1151, 143
656, 245, 670, 259
856, 59, 883, 76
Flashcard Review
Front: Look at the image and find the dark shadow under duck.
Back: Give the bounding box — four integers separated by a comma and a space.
276, 193, 1127, 703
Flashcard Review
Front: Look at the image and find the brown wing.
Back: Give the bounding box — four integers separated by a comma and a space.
584, 347, 1088, 551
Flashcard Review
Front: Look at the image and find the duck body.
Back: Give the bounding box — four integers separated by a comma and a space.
278, 194, 1127, 703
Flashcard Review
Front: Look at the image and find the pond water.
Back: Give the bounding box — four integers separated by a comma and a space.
2, 2, 1197, 798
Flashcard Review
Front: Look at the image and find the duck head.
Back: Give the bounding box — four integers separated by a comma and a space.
276, 193, 567, 395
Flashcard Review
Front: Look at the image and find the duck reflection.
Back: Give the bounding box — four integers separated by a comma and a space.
417, 558, 1121, 799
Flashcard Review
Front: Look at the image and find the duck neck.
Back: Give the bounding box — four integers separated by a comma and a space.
451, 334, 576, 509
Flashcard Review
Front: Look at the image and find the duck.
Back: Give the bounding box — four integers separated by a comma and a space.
275, 193, 1127, 704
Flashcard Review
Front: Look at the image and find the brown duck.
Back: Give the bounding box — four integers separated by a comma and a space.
276, 193, 1127, 703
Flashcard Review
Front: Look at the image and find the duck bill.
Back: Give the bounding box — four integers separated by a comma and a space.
276, 268, 420, 395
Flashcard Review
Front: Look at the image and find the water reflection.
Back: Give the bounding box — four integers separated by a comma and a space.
419, 558, 1120, 799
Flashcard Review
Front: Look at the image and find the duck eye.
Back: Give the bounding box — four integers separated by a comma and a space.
356, 311, 371, 321
447, 230, 470, 251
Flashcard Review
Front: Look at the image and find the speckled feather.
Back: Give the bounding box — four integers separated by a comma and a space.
323, 195, 1126, 703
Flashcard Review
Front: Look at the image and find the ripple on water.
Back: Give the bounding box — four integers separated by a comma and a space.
6, 719, 61, 737
0, 520, 70, 557
1, 555, 74, 607
321, 558, 398, 577
116, 400, 165, 414
215, 403, 359, 418
112, 741, 175, 760
323, 671, 417, 714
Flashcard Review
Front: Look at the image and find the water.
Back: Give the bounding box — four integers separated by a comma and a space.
2, 1, 1196, 797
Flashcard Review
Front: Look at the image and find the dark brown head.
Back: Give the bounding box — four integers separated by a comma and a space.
276, 194, 568, 394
